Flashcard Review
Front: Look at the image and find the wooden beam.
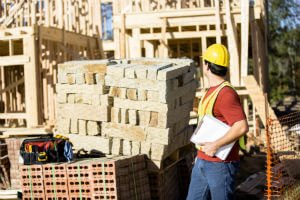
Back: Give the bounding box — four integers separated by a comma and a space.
0, 113, 27, 119
225, 0, 240, 86
241, 0, 249, 85
23, 35, 40, 127
214, 0, 221, 43
0, 55, 30, 66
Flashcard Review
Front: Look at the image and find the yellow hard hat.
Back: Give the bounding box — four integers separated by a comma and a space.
202, 44, 229, 67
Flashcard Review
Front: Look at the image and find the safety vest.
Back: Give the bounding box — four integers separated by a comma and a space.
197, 81, 246, 150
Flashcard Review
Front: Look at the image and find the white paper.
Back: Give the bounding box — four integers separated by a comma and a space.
190, 115, 235, 160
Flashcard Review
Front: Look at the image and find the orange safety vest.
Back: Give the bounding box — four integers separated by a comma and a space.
196, 81, 246, 150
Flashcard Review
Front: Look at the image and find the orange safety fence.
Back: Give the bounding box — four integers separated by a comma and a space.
265, 111, 300, 200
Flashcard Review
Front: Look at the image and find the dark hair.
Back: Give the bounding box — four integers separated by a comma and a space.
204, 60, 227, 76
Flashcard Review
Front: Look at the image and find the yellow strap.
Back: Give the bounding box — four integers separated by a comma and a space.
197, 81, 246, 151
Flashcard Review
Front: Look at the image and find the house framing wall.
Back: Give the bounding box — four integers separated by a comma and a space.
101, 0, 269, 133
0, 0, 103, 127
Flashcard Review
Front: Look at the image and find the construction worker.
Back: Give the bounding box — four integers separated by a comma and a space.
187, 44, 249, 200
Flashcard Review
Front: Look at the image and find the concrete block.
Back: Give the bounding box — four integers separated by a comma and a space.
78, 119, 87, 136
87, 121, 100, 136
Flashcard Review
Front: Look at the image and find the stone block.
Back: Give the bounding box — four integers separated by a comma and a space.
138, 111, 151, 127
85, 72, 95, 84
111, 107, 121, 123
127, 89, 138, 101
151, 143, 166, 160
149, 112, 158, 127
114, 98, 169, 112
56, 84, 107, 95
75, 73, 85, 84
91, 94, 101, 105
121, 109, 129, 124
100, 94, 113, 106
132, 141, 140, 155
128, 109, 137, 125
57, 104, 111, 122
140, 142, 151, 157
87, 121, 100, 136
102, 122, 146, 141
145, 127, 172, 145
95, 73, 105, 85
78, 119, 87, 136
56, 117, 70, 134
146, 63, 173, 80
70, 118, 78, 134
62, 134, 111, 154
147, 91, 159, 102
66, 73, 76, 84
111, 138, 123, 155
135, 68, 147, 79
67, 94, 75, 103
157, 63, 191, 80
57, 93, 67, 103
123, 140, 132, 155
117, 88, 127, 99
138, 90, 147, 101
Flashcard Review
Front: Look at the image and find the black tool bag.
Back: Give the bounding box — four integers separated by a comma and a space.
20, 137, 72, 165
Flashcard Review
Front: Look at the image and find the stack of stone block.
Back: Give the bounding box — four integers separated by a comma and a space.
56, 58, 197, 168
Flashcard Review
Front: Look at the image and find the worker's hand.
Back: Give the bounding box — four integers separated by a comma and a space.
201, 142, 219, 157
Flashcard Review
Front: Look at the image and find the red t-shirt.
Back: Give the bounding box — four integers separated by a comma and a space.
197, 84, 246, 162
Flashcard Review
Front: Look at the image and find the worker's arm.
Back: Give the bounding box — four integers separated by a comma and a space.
201, 119, 249, 157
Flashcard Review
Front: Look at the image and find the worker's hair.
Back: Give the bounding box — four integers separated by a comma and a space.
205, 60, 227, 77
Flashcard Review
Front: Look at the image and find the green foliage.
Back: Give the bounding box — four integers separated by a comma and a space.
268, 0, 300, 103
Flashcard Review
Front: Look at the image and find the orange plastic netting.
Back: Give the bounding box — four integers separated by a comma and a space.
266, 111, 300, 199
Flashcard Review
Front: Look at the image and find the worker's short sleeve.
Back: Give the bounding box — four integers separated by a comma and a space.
213, 87, 247, 126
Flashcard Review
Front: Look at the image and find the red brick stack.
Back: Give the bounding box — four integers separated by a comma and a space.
20, 165, 44, 200
43, 163, 69, 199
20, 155, 151, 200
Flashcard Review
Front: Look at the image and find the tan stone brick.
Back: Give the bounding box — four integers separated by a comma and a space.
138, 90, 147, 101
85, 72, 95, 84
149, 112, 158, 127
78, 119, 87, 135
70, 118, 78, 134
121, 109, 129, 124
128, 109, 137, 125
111, 138, 123, 155
127, 89, 138, 101
87, 121, 100, 136
123, 140, 132, 155
111, 107, 121, 123
67, 94, 75, 103
132, 141, 140, 155
67, 73, 75, 84
138, 111, 151, 127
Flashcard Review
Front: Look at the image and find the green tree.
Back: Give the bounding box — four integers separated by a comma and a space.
268, 0, 300, 103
